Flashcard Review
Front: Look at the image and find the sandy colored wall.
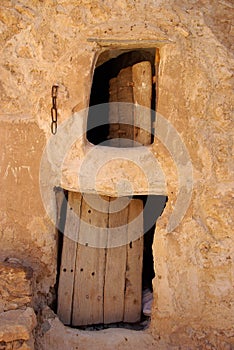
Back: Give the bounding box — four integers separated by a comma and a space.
0, 0, 233, 348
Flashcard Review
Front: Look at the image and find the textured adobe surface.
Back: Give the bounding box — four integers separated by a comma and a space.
0, 1, 233, 349
0, 261, 33, 313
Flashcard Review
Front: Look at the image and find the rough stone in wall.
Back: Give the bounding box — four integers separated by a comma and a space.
0, 308, 37, 350
0, 261, 33, 313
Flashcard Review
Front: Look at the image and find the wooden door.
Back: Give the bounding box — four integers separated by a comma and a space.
57, 193, 143, 326
109, 61, 152, 146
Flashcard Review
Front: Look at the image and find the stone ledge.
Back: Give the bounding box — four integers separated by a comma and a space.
39, 307, 159, 350
61, 143, 167, 196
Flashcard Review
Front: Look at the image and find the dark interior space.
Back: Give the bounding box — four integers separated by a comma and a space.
140, 195, 167, 293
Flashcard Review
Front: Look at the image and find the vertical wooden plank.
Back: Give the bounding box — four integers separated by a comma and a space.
72, 194, 109, 326
124, 199, 144, 323
104, 198, 128, 323
108, 67, 134, 147
109, 77, 120, 147
57, 192, 81, 325
132, 61, 152, 145
117, 67, 134, 147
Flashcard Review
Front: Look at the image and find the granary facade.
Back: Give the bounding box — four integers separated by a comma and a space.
0, 1, 233, 349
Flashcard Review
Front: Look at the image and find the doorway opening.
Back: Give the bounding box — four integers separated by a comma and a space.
87, 49, 157, 147
53, 47, 167, 330
54, 190, 167, 330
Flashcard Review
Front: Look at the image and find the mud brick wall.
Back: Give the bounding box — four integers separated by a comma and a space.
0, 1, 233, 349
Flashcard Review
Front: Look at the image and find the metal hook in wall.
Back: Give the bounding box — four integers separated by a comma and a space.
51, 85, 59, 135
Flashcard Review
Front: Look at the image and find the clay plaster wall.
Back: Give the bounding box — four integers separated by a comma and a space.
0, 0, 233, 349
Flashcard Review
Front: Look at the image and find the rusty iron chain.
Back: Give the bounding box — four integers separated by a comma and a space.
51, 85, 58, 135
